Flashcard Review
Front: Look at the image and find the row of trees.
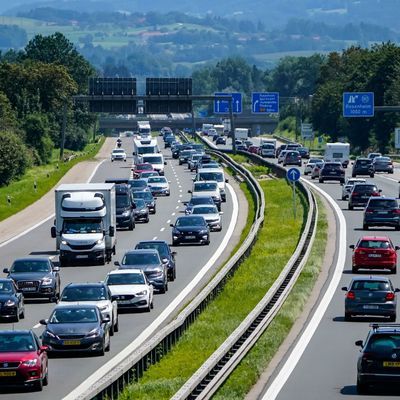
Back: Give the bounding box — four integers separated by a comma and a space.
0, 33, 95, 186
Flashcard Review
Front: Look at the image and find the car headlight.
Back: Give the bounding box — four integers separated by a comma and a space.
61, 240, 68, 245
44, 330, 56, 339
5, 299, 15, 307
149, 269, 163, 277
122, 211, 131, 217
96, 239, 103, 245
135, 290, 148, 296
41, 277, 53, 285
22, 359, 38, 367
199, 230, 208, 234
86, 328, 101, 338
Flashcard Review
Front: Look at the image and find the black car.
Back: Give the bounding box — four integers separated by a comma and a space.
179, 149, 197, 165
170, 215, 210, 246
352, 158, 375, 178
133, 190, 156, 214
115, 249, 168, 293
4, 258, 60, 302
164, 135, 176, 148
172, 144, 192, 159
318, 162, 345, 183
348, 183, 381, 210
129, 179, 149, 193
133, 198, 149, 222
0, 279, 25, 322
363, 197, 400, 230
135, 240, 177, 281
297, 147, 310, 159
355, 323, 400, 393
283, 151, 302, 166
40, 305, 111, 356
115, 184, 135, 230
184, 196, 216, 214
216, 136, 226, 145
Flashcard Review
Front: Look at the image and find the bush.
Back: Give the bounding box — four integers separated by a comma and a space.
0, 131, 30, 186
64, 126, 89, 151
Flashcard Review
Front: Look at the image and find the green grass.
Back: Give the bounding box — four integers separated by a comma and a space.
214, 194, 328, 399
0, 138, 104, 221
119, 178, 306, 400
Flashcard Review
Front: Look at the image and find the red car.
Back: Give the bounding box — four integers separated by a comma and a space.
0, 330, 48, 391
248, 145, 261, 155
350, 236, 399, 274
132, 162, 154, 179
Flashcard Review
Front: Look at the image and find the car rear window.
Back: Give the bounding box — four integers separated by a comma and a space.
368, 199, 398, 208
323, 163, 341, 170
351, 281, 390, 291
356, 159, 372, 165
353, 185, 377, 193
366, 334, 400, 353
358, 240, 391, 249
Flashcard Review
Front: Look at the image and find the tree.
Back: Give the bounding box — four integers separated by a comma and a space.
0, 92, 17, 131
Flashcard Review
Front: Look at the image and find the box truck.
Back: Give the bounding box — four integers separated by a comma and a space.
234, 128, 249, 140
51, 183, 116, 267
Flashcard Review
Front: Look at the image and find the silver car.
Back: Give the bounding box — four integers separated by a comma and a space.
341, 177, 366, 200
304, 158, 324, 175
191, 204, 223, 231
146, 176, 170, 196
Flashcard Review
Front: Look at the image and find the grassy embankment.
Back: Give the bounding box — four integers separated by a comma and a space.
0, 137, 105, 221
119, 160, 309, 399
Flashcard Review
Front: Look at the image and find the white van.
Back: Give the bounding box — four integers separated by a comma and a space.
195, 168, 228, 202
133, 138, 159, 164
325, 142, 350, 168
141, 153, 167, 175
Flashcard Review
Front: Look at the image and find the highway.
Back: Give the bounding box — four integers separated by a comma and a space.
0, 136, 240, 399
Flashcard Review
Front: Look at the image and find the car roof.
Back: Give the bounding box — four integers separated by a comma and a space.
107, 268, 143, 275
351, 276, 390, 283
359, 236, 391, 241
53, 304, 99, 310
0, 330, 33, 335
136, 240, 168, 246
12, 257, 50, 263
370, 324, 400, 334
64, 282, 106, 288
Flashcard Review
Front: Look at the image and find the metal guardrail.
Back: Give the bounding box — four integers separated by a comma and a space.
171, 133, 317, 399
73, 134, 264, 400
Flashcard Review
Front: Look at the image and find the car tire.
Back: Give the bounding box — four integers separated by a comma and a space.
344, 312, 352, 321
20, 308, 25, 319
110, 319, 115, 336
34, 377, 43, 392
357, 379, 368, 395
341, 196, 345, 200
97, 340, 105, 356
311, 176, 315, 180
114, 315, 119, 333
145, 216, 150, 223
396, 225, 400, 231
43, 368, 49, 386
304, 172, 308, 176
13, 312, 19, 323
392, 266, 397, 274
318, 178, 323, 183
370, 173, 374, 178
363, 224, 369, 230
159, 284, 166, 294
172, 240, 178, 247
340, 179, 345, 184
128, 219, 135, 231
351, 174, 356, 178
348, 204, 353, 210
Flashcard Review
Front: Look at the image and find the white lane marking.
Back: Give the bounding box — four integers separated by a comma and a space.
32, 323, 41, 329
380, 176, 398, 183
153, 236, 158, 240
166, 219, 171, 224
176, 206, 180, 209
63, 183, 239, 400
179, 189, 183, 193
160, 227, 165, 232
262, 179, 347, 399
172, 212, 176, 216
0, 159, 107, 248
179, 194, 183, 198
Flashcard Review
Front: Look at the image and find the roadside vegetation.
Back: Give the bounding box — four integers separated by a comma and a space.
119, 170, 307, 400
0, 137, 104, 221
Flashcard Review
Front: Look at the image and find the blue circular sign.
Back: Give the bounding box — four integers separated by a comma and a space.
287, 168, 301, 182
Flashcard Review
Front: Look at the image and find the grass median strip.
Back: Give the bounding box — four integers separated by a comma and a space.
119, 176, 306, 400
0, 138, 104, 221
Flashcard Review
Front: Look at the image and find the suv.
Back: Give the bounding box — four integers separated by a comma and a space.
318, 162, 345, 183
355, 323, 400, 393
283, 151, 302, 166
352, 158, 375, 178
59, 282, 119, 335
348, 183, 381, 210
115, 184, 135, 230
363, 197, 400, 230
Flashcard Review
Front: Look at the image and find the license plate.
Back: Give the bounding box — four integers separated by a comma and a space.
329, 172, 336, 175
118, 300, 131, 304
22, 287, 36, 291
363, 305, 379, 309
76, 255, 89, 259
378, 211, 388, 214
368, 254, 382, 258
185, 236, 196, 239
0, 371, 16, 377
63, 340, 81, 345
383, 361, 400, 367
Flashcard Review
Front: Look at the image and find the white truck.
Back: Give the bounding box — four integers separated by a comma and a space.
202, 123, 213, 136
324, 142, 350, 168
51, 183, 116, 267
213, 124, 224, 136
260, 138, 277, 158
137, 121, 151, 137
223, 118, 231, 134
234, 128, 249, 141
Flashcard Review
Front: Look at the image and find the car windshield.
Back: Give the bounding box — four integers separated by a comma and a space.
136, 243, 168, 258
198, 173, 223, 182
135, 199, 147, 209
194, 182, 218, 191
11, 260, 50, 273
176, 216, 205, 227
49, 308, 98, 324
140, 172, 158, 178
131, 180, 147, 188
136, 164, 153, 171
147, 177, 167, 184
365, 334, 400, 354
0, 334, 36, 352
0, 281, 13, 293
368, 199, 398, 209
116, 195, 130, 208
122, 252, 160, 266
61, 286, 107, 301
309, 158, 323, 164
63, 219, 103, 234
351, 281, 390, 291
323, 164, 340, 170
113, 150, 125, 154
192, 206, 218, 214
106, 273, 145, 285
143, 156, 163, 164
133, 191, 153, 201
358, 240, 391, 249
357, 159, 372, 165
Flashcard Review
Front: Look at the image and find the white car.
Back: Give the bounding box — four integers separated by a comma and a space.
304, 158, 324, 175
111, 149, 127, 162
191, 204, 223, 231
105, 269, 154, 312
190, 181, 222, 211
146, 176, 170, 196
341, 177, 367, 200
58, 283, 119, 335
277, 150, 288, 164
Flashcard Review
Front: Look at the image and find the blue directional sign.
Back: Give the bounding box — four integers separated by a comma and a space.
287, 168, 301, 183
343, 92, 374, 117
214, 92, 242, 114
252, 92, 279, 113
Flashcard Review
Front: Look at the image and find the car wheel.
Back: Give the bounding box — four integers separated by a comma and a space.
150, 299, 154, 309
348, 204, 353, 210
341, 196, 346, 200
396, 225, 400, 231
43, 367, 49, 386
351, 174, 356, 178
129, 219, 135, 231
363, 224, 369, 230
145, 216, 150, 223
340, 179, 345, 184
357, 379, 368, 395
392, 266, 397, 274
173, 268, 176, 280
318, 178, 323, 183
159, 284, 166, 294
311, 176, 315, 180
145, 303, 151, 312
172, 240, 178, 247
344, 312, 352, 321
34, 377, 43, 391
370, 173, 374, 178
110, 318, 115, 336
97, 340, 105, 356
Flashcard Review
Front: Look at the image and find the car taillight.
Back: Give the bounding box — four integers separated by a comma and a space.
392, 209, 400, 214
352, 192, 359, 196
365, 209, 374, 214
386, 292, 395, 301
371, 192, 380, 196
347, 291, 355, 300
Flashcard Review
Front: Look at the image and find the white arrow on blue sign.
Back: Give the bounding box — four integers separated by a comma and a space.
252, 92, 279, 114
214, 92, 242, 114
343, 92, 374, 117
287, 168, 301, 182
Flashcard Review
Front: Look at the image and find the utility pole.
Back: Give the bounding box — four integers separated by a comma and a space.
59, 101, 67, 161
229, 98, 236, 154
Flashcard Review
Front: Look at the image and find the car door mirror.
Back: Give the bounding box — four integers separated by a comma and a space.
39, 345, 49, 353
349, 245, 355, 250
379, 189, 382, 193
341, 286, 348, 291
39, 319, 48, 326
51, 226, 57, 238
188, 190, 192, 193
164, 161, 167, 165
395, 288, 400, 293
172, 251, 177, 256
225, 179, 229, 183
114, 261, 120, 266
355, 340, 363, 348
3, 268, 9, 274
170, 224, 174, 228
102, 316, 111, 324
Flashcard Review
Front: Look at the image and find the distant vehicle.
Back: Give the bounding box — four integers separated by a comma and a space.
132, 138, 159, 164
216, 136, 227, 145
160, 127, 172, 136
115, 184, 135, 230
324, 142, 350, 168
189, 181, 221, 211
318, 162, 345, 183
0, 279, 25, 322
137, 121, 151, 137
213, 124, 224, 136
170, 215, 210, 246
132, 163, 154, 179
141, 154, 167, 176
260, 143, 276, 158
372, 156, 393, 174
188, 153, 203, 172
111, 149, 127, 162
248, 145, 261, 155
367, 152, 382, 160
342, 276, 398, 321
304, 158, 324, 176
297, 147, 310, 159
4, 257, 60, 302
195, 168, 228, 202
341, 178, 366, 200
129, 179, 149, 193
277, 150, 288, 164
191, 204, 223, 231
283, 151, 302, 166
0, 330, 48, 390
348, 183, 381, 210
133, 199, 150, 223
352, 158, 375, 178
350, 236, 399, 274
105, 269, 154, 312
40, 305, 111, 355
202, 123, 214, 136
363, 197, 400, 230
179, 149, 197, 165
310, 161, 325, 180
234, 128, 249, 140
184, 196, 216, 214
